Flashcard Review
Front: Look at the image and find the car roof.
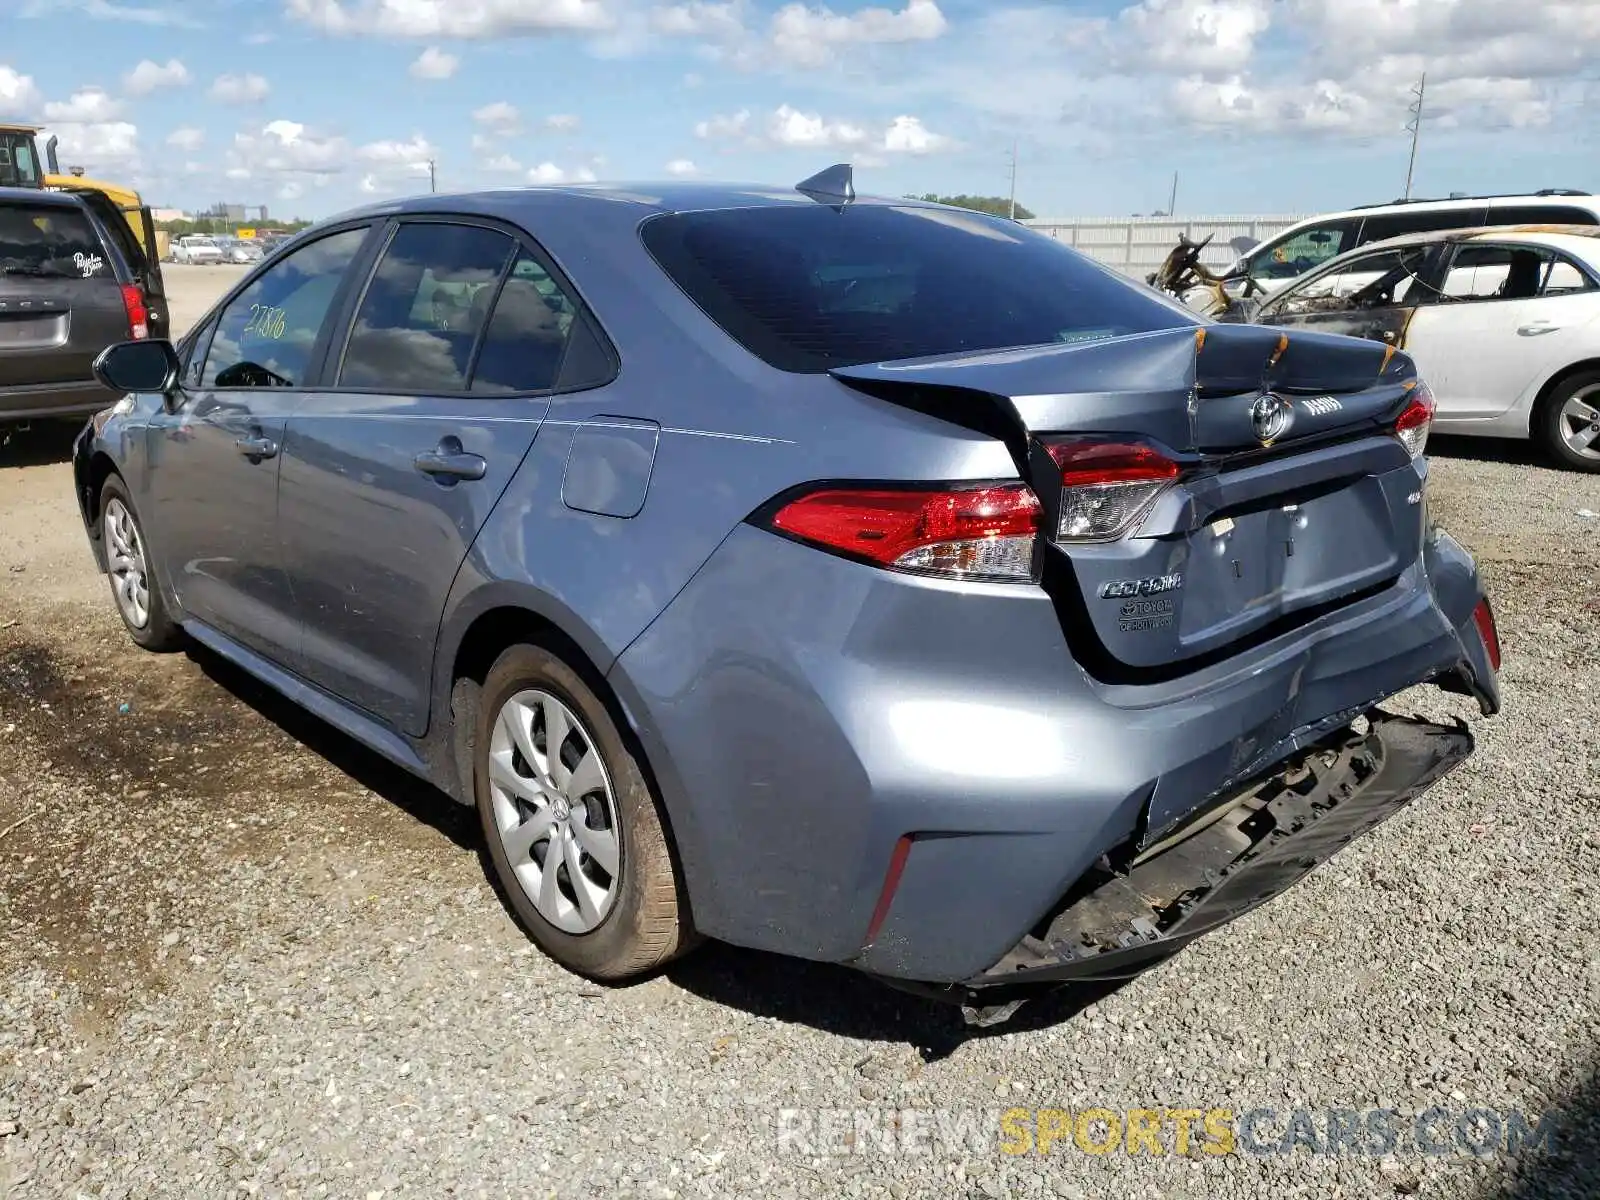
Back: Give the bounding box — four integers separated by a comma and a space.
321, 181, 951, 227
0, 185, 91, 211
1358, 223, 1600, 253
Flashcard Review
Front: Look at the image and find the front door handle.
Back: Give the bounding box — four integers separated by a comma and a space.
236, 434, 279, 459
1518, 322, 1560, 336
414, 441, 487, 481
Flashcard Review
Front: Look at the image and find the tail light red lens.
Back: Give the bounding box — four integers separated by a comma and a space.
769, 483, 1042, 581
1395, 381, 1435, 459
1472, 595, 1501, 673
1041, 438, 1180, 542
120, 283, 149, 340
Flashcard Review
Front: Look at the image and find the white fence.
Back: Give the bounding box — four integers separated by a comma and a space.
1021, 215, 1307, 281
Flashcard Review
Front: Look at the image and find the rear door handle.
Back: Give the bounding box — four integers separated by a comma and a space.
235, 434, 278, 459
1518, 322, 1560, 335
414, 444, 487, 481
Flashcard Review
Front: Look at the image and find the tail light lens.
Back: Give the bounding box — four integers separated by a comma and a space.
1395, 381, 1435, 459
1042, 439, 1180, 542
1472, 595, 1501, 673
120, 283, 149, 340
768, 483, 1042, 581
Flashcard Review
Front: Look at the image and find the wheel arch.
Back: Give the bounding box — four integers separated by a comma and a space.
433, 586, 707, 926
1527, 356, 1600, 433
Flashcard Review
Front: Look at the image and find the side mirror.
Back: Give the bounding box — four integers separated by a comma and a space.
93, 339, 181, 396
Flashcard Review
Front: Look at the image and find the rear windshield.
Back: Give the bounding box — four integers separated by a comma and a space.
640, 204, 1197, 372
0, 202, 110, 280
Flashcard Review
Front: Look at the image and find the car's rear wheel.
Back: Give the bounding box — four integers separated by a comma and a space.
474, 643, 695, 981
99, 476, 183, 651
1536, 370, 1600, 473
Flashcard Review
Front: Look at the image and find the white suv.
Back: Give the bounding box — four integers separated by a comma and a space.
1223, 189, 1600, 299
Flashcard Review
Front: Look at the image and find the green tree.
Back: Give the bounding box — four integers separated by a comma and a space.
908, 193, 1035, 220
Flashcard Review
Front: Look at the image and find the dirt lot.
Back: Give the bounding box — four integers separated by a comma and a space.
1, 265, 1597, 1198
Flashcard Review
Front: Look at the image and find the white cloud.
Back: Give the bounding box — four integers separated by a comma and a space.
211, 73, 271, 104
1118, 0, 1273, 79
20, 0, 200, 26
230, 119, 349, 176
473, 101, 521, 129
470, 132, 498, 152
165, 126, 205, 151
527, 161, 598, 184
665, 158, 698, 176
39, 121, 141, 168
696, 105, 955, 155
651, 1, 743, 38
484, 153, 523, 172
881, 114, 953, 154
43, 89, 123, 123
409, 46, 458, 79
769, 0, 947, 65
358, 134, 435, 169
544, 113, 581, 132
122, 57, 190, 95
694, 109, 750, 140
279, 180, 305, 201
286, 0, 613, 38
0, 66, 41, 118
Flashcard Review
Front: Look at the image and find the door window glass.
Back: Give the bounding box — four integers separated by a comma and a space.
1542, 254, 1597, 295
202, 227, 368, 388
1269, 245, 1434, 317
1437, 244, 1595, 301
1490, 205, 1599, 227
1248, 221, 1357, 281
1356, 207, 1487, 248
470, 252, 580, 393
338, 222, 514, 392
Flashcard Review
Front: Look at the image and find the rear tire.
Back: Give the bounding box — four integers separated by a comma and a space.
474, 643, 696, 981
99, 475, 183, 652
1535, 369, 1600, 473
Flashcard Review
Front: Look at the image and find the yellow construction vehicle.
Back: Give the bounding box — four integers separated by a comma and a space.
0, 123, 157, 261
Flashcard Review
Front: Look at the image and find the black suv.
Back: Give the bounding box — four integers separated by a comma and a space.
1, 187, 169, 425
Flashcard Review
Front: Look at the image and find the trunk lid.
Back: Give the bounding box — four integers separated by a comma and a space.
831, 323, 1425, 676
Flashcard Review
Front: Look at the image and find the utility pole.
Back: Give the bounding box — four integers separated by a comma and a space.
1403, 73, 1426, 200
428, 159, 437, 193
1007, 139, 1018, 220
1168, 170, 1178, 216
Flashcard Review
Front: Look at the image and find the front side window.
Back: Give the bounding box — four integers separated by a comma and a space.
202, 226, 368, 389
1268, 245, 1435, 317
0, 202, 109, 279
641, 204, 1196, 373
1248, 221, 1357, 281
338, 222, 514, 392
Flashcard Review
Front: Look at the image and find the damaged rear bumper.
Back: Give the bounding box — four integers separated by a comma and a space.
882, 710, 1471, 1019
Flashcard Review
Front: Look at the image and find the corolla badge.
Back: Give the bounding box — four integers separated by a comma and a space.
1250, 392, 1293, 446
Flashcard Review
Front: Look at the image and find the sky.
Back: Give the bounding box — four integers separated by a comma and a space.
2, 0, 1597, 221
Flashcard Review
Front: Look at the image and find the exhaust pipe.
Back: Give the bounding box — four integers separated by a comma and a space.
44, 135, 60, 175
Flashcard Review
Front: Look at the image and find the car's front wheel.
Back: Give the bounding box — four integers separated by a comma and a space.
99, 475, 183, 651
474, 644, 696, 981
1537, 369, 1600, 473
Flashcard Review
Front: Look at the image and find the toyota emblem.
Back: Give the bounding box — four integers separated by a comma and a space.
1250, 393, 1293, 446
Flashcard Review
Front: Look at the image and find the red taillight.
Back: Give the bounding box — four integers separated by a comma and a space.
1395, 381, 1435, 459
1472, 596, 1501, 673
861, 834, 913, 948
120, 283, 149, 340
1041, 438, 1180, 542
768, 482, 1041, 581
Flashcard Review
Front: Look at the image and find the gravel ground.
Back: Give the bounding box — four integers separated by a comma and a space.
1, 268, 1597, 1198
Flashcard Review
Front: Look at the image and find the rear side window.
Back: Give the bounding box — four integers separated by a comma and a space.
1356, 207, 1488, 247
339, 222, 515, 392
640, 205, 1195, 373
1491, 205, 1599, 227
0, 203, 110, 280
470, 252, 580, 393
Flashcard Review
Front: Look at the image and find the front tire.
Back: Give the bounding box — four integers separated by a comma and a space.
1536, 369, 1600, 473
474, 644, 695, 981
99, 475, 183, 651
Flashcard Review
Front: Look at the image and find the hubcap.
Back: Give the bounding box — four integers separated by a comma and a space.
487, 689, 621, 934
1558, 386, 1600, 460
104, 498, 150, 629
